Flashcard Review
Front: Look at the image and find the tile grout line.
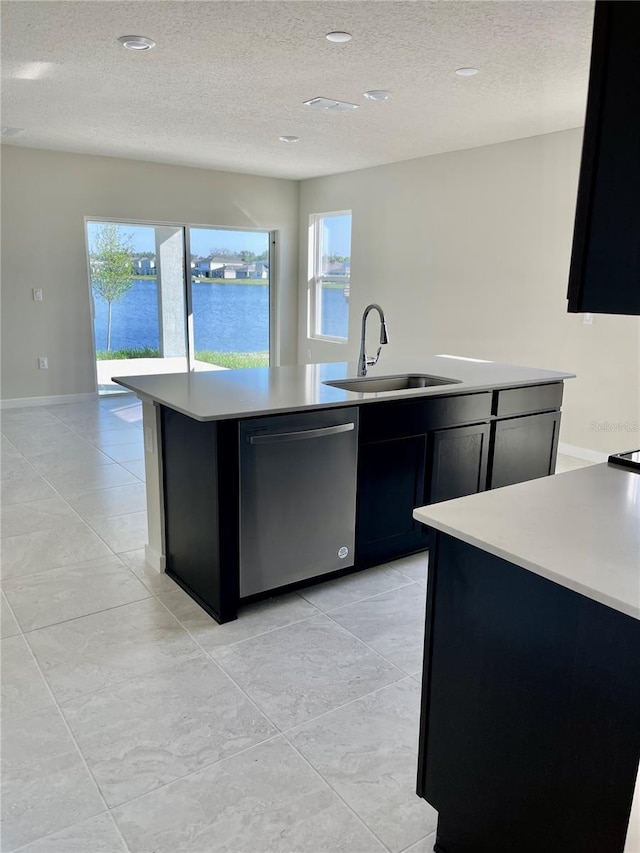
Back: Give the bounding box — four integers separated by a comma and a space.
103, 731, 285, 814
396, 831, 437, 853
15, 587, 154, 636
1, 438, 144, 557
311, 577, 421, 617
26, 642, 206, 712
297, 576, 415, 613
1, 591, 24, 639
9, 626, 117, 852
5, 811, 123, 853
152, 594, 289, 733
105, 810, 132, 853
3, 402, 422, 851
321, 608, 415, 678
30, 456, 150, 564
278, 671, 418, 737
153, 592, 419, 765
280, 727, 394, 853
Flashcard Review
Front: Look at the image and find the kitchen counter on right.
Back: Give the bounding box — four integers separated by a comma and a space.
413, 463, 640, 853
414, 462, 640, 619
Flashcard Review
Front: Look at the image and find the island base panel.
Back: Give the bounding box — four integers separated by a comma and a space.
161, 407, 239, 624
419, 533, 640, 853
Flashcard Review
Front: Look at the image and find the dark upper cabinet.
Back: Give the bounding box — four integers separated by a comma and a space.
567, 1, 640, 316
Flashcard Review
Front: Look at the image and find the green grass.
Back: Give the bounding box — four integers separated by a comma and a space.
195, 351, 269, 368
96, 347, 269, 369
96, 347, 160, 359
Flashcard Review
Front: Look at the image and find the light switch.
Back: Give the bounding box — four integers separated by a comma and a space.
32, 288, 43, 301
38, 356, 48, 369
582, 313, 594, 325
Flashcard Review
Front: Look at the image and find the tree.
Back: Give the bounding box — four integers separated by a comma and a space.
90, 224, 135, 352
209, 247, 238, 259
239, 250, 256, 262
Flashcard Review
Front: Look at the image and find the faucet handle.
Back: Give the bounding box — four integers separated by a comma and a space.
366, 346, 382, 368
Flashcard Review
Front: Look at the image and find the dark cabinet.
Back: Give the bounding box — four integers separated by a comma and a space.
428, 423, 490, 504
567, 1, 640, 316
355, 435, 429, 566
161, 382, 565, 623
489, 411, 561, 489
418, 534, 640, 851
356, 388, 562, 568
356, 393, 494, 567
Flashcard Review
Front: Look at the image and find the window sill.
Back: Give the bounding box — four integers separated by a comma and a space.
309, 335, 348, 345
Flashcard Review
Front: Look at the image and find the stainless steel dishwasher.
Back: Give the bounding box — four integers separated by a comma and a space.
239, 407, 358, 597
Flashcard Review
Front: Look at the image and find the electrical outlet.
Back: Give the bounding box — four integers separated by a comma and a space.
38, 356, 48, 369
32, 288, 43, 301
144, 426, 154, 454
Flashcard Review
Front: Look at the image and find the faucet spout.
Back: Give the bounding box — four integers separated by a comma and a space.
358, 303, 389, 376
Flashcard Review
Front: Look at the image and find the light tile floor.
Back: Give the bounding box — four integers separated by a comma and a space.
0, 396, 437, 853
0, 396, 596, 853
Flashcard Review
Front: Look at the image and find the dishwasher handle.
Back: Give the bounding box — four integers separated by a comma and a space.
248, 422, 355, 445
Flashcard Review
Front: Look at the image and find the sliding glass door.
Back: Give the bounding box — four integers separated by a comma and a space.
188, 227, 270, 371
86, 220, 271, 393
87, 221, 188, 394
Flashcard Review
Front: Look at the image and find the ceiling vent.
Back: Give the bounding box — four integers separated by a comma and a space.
303, 97, 359, 112
1, 127, 24, 137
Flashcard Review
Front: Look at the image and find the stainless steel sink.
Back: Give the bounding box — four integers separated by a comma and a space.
324, 374, 462, 393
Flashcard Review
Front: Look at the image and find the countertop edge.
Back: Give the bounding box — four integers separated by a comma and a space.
114, 371, 575, 422
413, 508, 639, 620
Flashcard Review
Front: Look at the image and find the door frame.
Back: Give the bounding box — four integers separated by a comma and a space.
83, 216, 277, 394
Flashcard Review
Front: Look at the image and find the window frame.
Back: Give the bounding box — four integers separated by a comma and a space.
309, 210, 351, 342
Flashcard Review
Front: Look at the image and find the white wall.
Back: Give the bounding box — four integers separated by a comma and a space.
0, 146, 299, 400
299, 129, 640, 455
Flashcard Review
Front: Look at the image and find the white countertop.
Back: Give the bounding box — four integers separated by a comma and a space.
414, 463, 640, 620
113, 356, 573, 421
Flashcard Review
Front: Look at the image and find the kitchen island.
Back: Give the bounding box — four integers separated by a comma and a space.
114, 356, 573, 623
413, 463, 640, 852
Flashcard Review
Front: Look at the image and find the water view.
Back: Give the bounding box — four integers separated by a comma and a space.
93, 279, 349, 352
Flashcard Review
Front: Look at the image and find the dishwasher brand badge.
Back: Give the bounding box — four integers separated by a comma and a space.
338, 546, 349, 559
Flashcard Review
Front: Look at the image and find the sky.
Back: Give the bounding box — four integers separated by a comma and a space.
87, 222, 270, 257
87, 216, 352, 258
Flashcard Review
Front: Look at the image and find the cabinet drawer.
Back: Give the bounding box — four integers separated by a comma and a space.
359, 392, 492, 443
494, 383, 563, 418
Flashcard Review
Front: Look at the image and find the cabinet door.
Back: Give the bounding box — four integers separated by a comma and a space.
567, 1, 640, 316
428, 423, 490, 504
355, 435, 428, 566
489, 411, 561, 489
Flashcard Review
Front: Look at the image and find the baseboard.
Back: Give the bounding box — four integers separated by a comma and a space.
558, 442, 608, 463
144, 544, 166, 573
0, 392, 98, 409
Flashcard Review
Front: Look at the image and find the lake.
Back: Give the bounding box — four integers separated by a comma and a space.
93, 279, 349, 352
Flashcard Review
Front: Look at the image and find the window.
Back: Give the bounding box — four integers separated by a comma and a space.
85, 218, 273, 394
310, 211, 351, 340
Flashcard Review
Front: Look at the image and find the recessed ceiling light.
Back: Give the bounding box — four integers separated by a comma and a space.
279, 135, 300, 143
1, 126, 24, 137
455, 67, 479, 77
304, 97, 358, 111
118, 35, 156, 51
326, 32, 352, 43
364, 90, 391, 101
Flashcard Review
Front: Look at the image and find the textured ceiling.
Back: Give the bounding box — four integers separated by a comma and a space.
1, 0, 594, 180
